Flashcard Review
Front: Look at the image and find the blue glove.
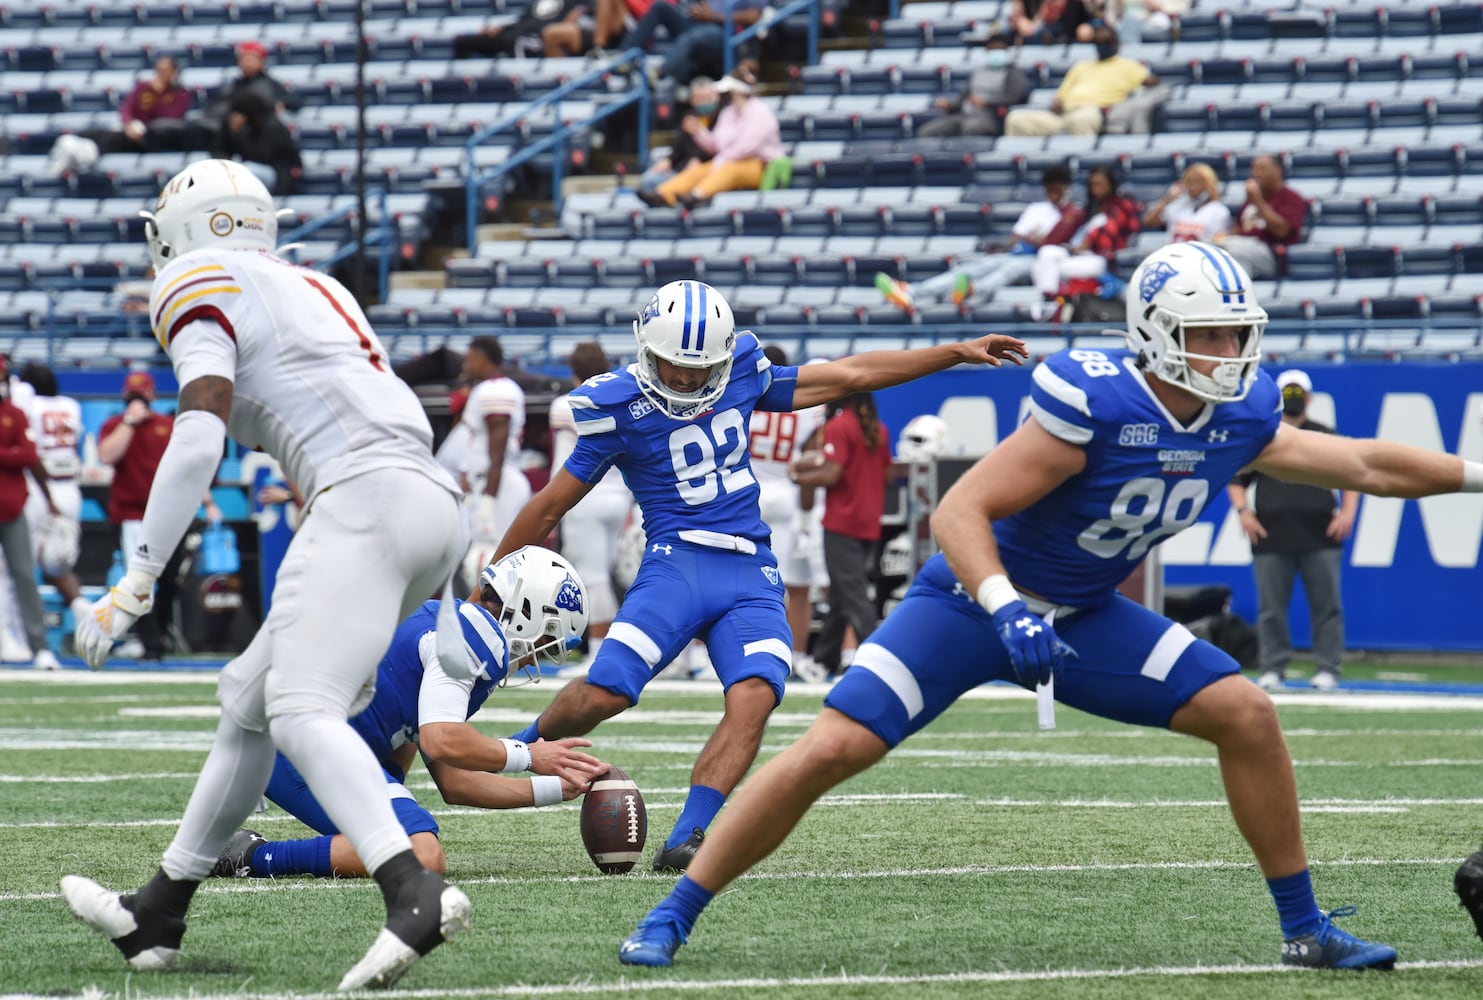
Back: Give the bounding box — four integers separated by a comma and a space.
991, 600, 1077, 687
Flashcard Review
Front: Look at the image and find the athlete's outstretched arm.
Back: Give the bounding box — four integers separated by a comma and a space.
1251, 424, 1483, 499
931, 417, 1086, 597
789, 334, 1027, 410
492, 468, 594, 563
424, 758, 585, 808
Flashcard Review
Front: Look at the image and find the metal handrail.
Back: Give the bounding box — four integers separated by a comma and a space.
725, 0, 821, 75
464, 49, 651, 250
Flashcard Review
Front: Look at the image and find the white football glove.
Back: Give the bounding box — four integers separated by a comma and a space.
471, 493, 501, 543
75, 571, 156, 669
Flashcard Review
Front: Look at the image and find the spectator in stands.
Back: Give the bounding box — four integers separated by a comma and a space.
918, 36, 1030, 139
1142, 163, 1233, 244
792, 392, 892, 677
453, 0, 613, 58
0, 358, 53, 671
642, 75, 781, 208
618, 0, 766, 86
46, 57, 193, 175
98, 372, 220, 661
876, 164, 1082, 312
1031, 165, 1139, 303
1006, 0, 1089, 45
212, 90, 303, 196
1227, 370, 1357, 693
1004, 27, 1157, 137
1213, 154, 1306, 280
1116, 0, 1190, 42
637, 76, 718, 195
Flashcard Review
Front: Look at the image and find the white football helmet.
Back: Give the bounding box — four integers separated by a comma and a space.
37, 515, 80, 577
479, 545, 589, 684
633, 280, 737, 420
1126, 241, 1268, 403
897, 414, 948, 461
141, 159, 278, 272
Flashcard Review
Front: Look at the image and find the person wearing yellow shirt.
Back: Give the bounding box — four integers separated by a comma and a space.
1005, 27, 1158, 136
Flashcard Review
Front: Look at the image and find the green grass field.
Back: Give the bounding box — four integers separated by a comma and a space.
4, 666, 1483, 999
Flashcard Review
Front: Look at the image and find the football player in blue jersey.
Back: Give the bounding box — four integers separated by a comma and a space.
497, 280, 1028, 871
619, 241, 1483, 968
212, 546, 606, 880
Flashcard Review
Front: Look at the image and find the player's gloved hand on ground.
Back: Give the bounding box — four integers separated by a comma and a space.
529, 737, 608, 788
472, 494, 500, 541
75, 570, 156, 670
990, 601, 1077, 686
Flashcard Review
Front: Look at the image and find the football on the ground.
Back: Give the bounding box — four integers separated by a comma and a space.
580, 766, 647, 874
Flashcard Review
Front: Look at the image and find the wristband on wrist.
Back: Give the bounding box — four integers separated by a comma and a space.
1463, 461, 1483, 493
497, 738, 532, 773
530, 775, 564, 807
975, 574, 1019, 615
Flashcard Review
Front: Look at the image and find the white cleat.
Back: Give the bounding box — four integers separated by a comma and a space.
60, 875, 181, 971
1256, 670, 1284, 691
33, 649, 60, 671
1310, 670, 1340, 691
337, 883, 472, 991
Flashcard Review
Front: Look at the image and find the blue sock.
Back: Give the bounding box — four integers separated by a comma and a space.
666, 785, 726, 849
650, 874, 714, 936
509, 719, 543, 744
1268, 868, 1322, 938
255, 835, 335, 878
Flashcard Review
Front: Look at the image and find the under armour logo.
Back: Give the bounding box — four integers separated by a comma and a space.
651, 543, 672, 555
1208, 429, 1230, 443
1015, 616, 1042, 637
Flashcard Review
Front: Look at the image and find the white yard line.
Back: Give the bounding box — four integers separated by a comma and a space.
6, 959, 1483, 1000
3, 855, 1468, 902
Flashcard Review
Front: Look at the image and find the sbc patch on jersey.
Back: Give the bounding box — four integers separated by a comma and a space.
628, 398, 656, 420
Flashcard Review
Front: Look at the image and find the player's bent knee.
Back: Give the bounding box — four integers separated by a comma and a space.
800, 710, 889, 771
410, 833, 445, 875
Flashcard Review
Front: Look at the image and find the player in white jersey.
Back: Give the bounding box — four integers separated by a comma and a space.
15, 364, 91, 638
548, 342, 634, 669
61, 160, 475, 992
749, 347, 828, 682
457, 336, 532, 584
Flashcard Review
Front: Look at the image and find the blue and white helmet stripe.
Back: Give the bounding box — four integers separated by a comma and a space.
679, 280, 710, 352
1190, 241, 1246, 307
457, 600, 507, 681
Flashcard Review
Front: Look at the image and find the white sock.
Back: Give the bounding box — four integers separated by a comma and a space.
162, 716, 276, 881
270, 711, 411, 875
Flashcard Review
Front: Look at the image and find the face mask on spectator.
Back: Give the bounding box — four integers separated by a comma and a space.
984, 48, 1010, 68
694, 100, 718, 115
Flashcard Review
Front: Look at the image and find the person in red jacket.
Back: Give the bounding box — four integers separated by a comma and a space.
97, 372, 219, 661
791, 391, 893, 676
0, 359, 52, 668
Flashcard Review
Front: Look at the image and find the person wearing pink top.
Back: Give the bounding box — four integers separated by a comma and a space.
650, 75, 782, 208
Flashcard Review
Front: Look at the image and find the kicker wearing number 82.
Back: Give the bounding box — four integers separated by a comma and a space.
493, 279, 1027, 873
621, 240, 1483, 970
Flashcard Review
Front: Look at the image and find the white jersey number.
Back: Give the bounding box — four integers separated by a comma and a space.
670, 409, 757, 505
748, 410, 800, 464
1078, 477, 1208, 561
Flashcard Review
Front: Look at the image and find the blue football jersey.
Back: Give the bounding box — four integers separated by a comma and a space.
350, 600, 503, 763
924, 347, 1282, 608
562, 332, 799, 544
